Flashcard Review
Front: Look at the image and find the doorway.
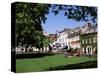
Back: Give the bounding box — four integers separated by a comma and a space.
86, 46, 92, 54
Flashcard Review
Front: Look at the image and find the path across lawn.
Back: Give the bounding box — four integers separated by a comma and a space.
16, 54, 97, 73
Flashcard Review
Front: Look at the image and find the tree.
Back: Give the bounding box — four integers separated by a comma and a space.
50, 5, 97, 23
43, 36, 51, 47
15, 2, 50, 47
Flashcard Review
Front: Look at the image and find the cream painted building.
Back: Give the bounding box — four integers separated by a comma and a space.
68, 32, 81, 49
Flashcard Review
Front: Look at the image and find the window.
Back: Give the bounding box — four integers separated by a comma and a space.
66, 36, 67, 39
93, 37, 97, 43
63, 38, 64, 42
82, 39, 84, 44
86, 39, 88, 44
59, 39, 61, 42
89, 38, 91, 43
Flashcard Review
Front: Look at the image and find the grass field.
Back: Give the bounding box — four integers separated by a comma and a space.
16, 54, 97, 73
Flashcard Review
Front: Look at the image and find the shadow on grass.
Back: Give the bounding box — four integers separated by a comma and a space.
46, 60, 97, 71
16, 52, 55, 59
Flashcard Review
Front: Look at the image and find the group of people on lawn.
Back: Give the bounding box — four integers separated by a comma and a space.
63, 45, 81, 58
49, 44, 81, 58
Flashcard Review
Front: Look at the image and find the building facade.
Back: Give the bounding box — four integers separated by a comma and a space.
48, 34, 57, 43
52, 23, 97, 54
80, 32, 97, 54
68, 32, 80, 49
56, 28, 73, 48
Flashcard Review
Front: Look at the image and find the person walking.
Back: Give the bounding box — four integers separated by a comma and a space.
64, 45, 68, 58
64, 51, 68, 58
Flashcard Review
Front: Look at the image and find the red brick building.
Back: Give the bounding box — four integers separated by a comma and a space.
48, 34, 57, 42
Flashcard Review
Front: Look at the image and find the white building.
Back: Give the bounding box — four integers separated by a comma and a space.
53, 23, 96, 50
56, 28, 73, 48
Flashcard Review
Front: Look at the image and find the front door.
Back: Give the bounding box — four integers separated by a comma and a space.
86, 46, 92, 54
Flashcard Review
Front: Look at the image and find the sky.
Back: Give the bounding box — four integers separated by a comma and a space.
42, 9, 86, 34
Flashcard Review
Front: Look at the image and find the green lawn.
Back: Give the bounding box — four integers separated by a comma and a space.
16, 54, 97, 73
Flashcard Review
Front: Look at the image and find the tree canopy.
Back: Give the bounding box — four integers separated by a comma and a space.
51, 4, 97, 24
51, 4, 97, 23
16, 2, 50, 47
